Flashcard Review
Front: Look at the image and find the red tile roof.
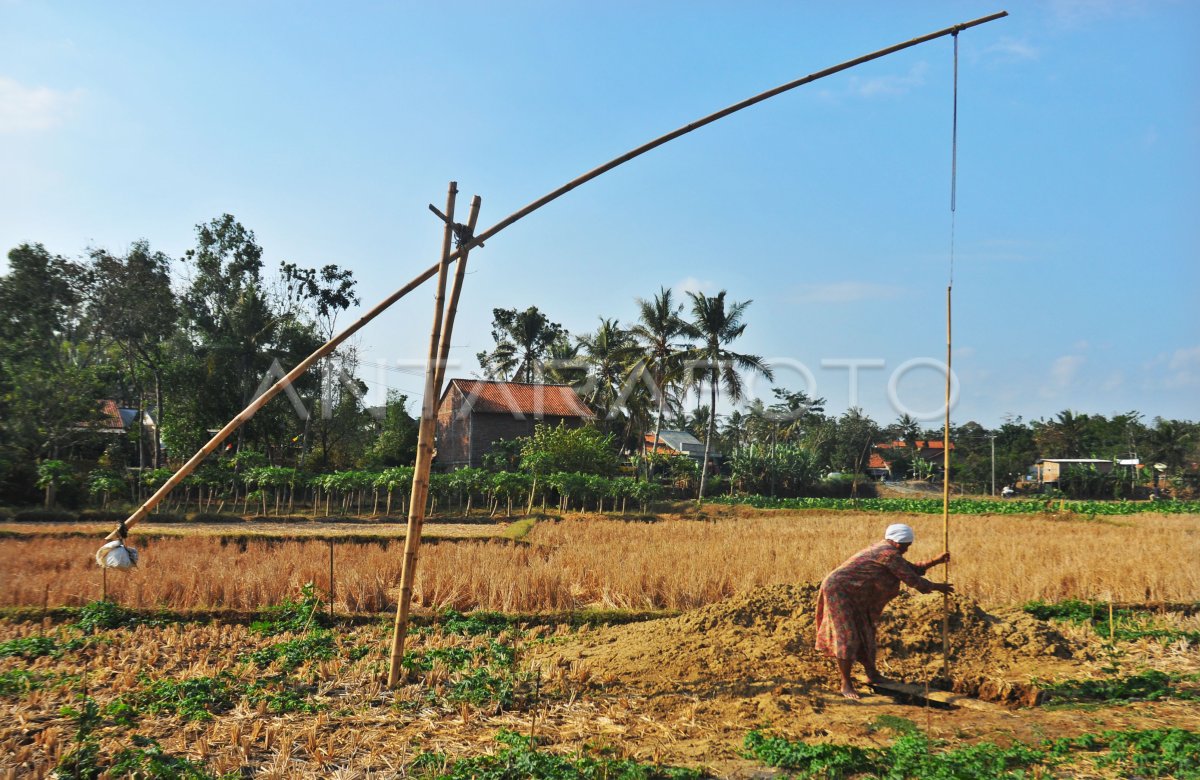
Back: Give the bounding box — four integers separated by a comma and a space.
876, 440, 955, 451
445, 379, 595, 418
96, 399, 126, 429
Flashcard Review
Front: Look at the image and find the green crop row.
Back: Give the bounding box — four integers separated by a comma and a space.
413, 730, 703, 779
713, 494, 1200, 515
1038, 670, 1200, 705
744, 726, 1200, 779
1024, 599, 1200, 644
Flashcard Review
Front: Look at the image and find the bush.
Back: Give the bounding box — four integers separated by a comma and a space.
187, 513, 246, 524
77, 509, 131, 523
13, 508, 79, 523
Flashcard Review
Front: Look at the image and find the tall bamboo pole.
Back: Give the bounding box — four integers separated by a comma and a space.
386, 194, 481, 688
387, 195, 481, 687
106, 11, 1006, 543
433, 195, 482, 392
941, 284, 952, 676
386, 182, 458, 687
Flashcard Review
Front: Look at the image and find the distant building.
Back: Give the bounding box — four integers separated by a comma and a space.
869, 440, 955, 480
435, 379, 595, 468
73, 400, 160, 466
1034, 458, 1115, 487
643, 429, 709, 463
75, 400, 153, 436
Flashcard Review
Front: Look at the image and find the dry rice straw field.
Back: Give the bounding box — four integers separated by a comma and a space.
3, 510, 1197, 613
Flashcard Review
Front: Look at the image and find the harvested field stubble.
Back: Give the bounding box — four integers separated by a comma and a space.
1, 510, 1197, 613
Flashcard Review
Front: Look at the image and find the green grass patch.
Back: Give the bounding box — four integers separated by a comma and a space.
110, 734, 224, 779
245, 677, 323, 714
0, 634, 57, 659
246, 630, 339, 670
128, 673, 240, 722
0, 669, 43, 697
744, 727, 1200, 779
435, 608, 514, 636
1023, 599, 1200, 644
713, 494, 1200, 515
75, 599, 142, 632
502, 517, 537, 541
412, 730, 703, 779
249, 581, 329, 635
1039, 670, 1200, 704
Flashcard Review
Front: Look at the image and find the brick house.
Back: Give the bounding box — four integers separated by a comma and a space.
869, 440, 955, 480
435, 379, 596, 468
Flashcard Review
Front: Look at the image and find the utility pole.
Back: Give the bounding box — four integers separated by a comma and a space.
990, 434, 996, 496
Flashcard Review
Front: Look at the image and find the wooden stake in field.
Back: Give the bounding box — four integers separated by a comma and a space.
387, 185, 483, 688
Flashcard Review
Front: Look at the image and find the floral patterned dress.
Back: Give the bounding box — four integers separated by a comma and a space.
815, 540, 938, 662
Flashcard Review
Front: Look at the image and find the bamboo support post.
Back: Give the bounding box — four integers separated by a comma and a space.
387, 184, 482, 688
104, 11, 1005, 545
328, 539, 335, 623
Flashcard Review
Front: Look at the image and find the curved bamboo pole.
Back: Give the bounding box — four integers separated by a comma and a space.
106, 11, 1007, 542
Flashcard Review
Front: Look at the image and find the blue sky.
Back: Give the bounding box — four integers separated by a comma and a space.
2, 1, 1197, 429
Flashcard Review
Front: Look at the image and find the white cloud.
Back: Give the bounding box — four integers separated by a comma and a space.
0, 76, 83, 133
848, 62, 928, 99
790, 281, 903, 304
1047, 0, 1144, 27
983, 37, 1039, 62
674, 276, 715, 296
1165, 345, 1200, 388
1049, 355, 1084, 389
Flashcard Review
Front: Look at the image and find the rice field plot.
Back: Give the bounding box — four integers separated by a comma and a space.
1, 508, 1198, 777
2, 508, 1197, 614
3, 585, 1199, 779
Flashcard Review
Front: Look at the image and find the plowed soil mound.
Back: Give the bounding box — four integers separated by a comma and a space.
531, 584, 1086, 701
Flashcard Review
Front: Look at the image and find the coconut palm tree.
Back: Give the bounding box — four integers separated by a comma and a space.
477, 306, 565, 382
683, 290, 774, 501
575, 318, 636, 416
627, 288, 691, 471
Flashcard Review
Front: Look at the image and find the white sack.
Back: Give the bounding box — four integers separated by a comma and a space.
95, 540, 139, 569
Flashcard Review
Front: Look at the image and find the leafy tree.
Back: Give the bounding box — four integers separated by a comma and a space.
87, 241, 177, 467
829, 407, 880, 476
683, 290, 774, 500
0, 244, 107, 465
519, 423, 618, 477
361, 391, 418, 467
36, 459, 75, 508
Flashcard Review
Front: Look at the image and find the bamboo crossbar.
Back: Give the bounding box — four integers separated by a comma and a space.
106, 10, 1006, 543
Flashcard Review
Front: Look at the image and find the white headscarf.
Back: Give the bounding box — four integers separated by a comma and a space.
885, 523, 915, 544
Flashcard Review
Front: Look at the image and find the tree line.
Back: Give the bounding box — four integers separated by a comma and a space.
2, 215, 1197, 509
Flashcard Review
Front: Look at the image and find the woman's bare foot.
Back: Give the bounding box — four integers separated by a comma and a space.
865, 673, 892, 686
840, 685, 861, 699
